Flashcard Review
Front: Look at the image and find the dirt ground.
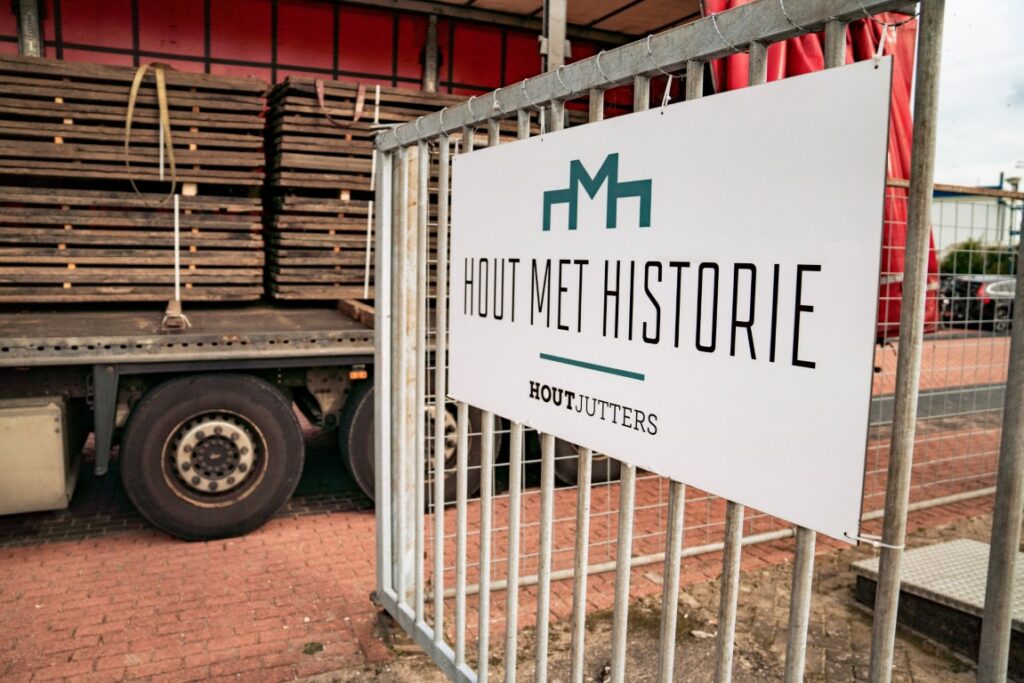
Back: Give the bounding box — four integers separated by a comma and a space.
309, 512, 1017, 682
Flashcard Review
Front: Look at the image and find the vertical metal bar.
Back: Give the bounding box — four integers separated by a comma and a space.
781, 25, 841, 682
454, 400, 469, 667
569, 446, 595, 683
609, 75, 649, 683
516, 108, 531, 140
868, 3, 946, 680
569, 89, 603, 683
656, 481, 686, 683
415, 140, 429, 625
401, 145, 420, 607
977, 219, 1024, 680
747, 40, 767, 86
783, 527, 816, 683
587, 88, 605, 124
822, 19, 846, 69
452, 126, 472, 668
477, 411, 495, 680
433, 134, 450, 645
374, 151, 394, 598
609, 463, 637, 683
504, 108, 531, 683
535, 432, 556, 683
715, 502, 743, 683
392, 145, 414, 600
504, 421, 523, 683
549, 99, 565, 133
708, 46, 744, 681
488, 118, 500, 147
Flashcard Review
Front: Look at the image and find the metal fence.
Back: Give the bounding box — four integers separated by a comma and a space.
371, 1, 1024, 681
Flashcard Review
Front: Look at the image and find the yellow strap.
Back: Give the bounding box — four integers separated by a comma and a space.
125, 63, 177, 202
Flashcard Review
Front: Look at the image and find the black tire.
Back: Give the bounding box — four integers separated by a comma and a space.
339, 379, 497, 504
120, 374, 304, 541
553, 439, 622, 485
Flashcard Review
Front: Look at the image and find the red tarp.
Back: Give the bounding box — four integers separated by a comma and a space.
704, 1, 939, 340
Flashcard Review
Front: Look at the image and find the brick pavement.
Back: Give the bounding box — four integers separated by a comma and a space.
0, 475, 995, 683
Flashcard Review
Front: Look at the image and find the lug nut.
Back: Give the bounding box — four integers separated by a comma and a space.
238, 463, 248, 473
191, 476, 200, 485
181, 462, 191, 471
209, 482, 218, 491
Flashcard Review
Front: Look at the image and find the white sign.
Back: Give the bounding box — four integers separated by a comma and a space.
449, 59, 892, 542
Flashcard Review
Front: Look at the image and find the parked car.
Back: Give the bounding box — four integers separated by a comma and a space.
943, 274, 1016, 332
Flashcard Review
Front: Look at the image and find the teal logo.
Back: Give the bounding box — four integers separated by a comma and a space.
542, 153, 652, 231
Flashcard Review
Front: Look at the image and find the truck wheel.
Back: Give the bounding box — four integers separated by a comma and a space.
553, 439, 622, 485
120, 374, 304, 541
339, 380, 494, 504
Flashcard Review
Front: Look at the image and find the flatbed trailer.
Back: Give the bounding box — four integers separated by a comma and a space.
0, 303, 387, 540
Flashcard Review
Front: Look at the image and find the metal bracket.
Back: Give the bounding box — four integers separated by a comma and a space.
91, 364, 119, 476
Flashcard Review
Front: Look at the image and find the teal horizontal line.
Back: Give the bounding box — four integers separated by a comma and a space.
539, 352, 645, 381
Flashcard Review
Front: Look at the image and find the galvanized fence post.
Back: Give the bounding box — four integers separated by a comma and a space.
433, 133, 451, 645
374, 149, 394, 599
977, 216, 1024, 681
868, 3, 947, 681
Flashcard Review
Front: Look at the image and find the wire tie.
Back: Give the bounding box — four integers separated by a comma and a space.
710, 13, 742, 54
855, 0, 920, 28
874, 23, 888, 63
844, 532, 904, 550
556, 64, 574, 97
778, 0, 810, 33
438, 107, 449, 136
595, 50, 615, 86
492, 90, 508, 116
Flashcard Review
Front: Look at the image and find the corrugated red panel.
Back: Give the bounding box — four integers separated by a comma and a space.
138, 0, 204, 57
62, 0, 133, 49
61, 48, 134, 67
23, 1, 573, 95
0, 3, 17, 46
451, 23, 502, 93
504, 31, 540, 86
338, 6, 392, 80
210, 0, 272, 64
396, 14, 427, 82
278, 1, 334, 70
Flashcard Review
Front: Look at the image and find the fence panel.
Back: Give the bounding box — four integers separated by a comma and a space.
366, 1, 1024, 681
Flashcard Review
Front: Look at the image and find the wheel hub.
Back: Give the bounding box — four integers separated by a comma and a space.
173, 417, 256, 494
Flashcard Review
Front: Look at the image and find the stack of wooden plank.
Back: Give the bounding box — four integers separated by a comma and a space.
0, 188, 263, 302
0, 54, 267, 303
265, 78, 475, 301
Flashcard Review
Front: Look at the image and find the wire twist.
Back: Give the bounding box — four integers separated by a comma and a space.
710, 12, 742, 54
855, 0, 919, 28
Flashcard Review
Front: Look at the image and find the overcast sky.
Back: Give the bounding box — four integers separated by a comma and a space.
934, 0, 1023, 187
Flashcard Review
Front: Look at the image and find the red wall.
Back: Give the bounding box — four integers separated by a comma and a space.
0, 0, 622, 97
